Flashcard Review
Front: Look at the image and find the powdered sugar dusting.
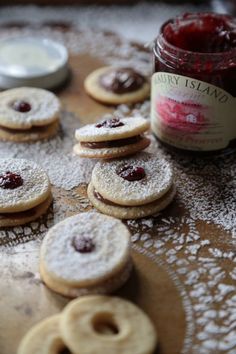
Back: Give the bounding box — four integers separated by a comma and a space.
0, 21, 235, 353
0, 111, 96, 191
112, 100, 236, 353
0, 87, 60, 129
75, 117, 149, 142
41, 212, 130, 282
92, 152, 173, 205
0, 158, 49, 211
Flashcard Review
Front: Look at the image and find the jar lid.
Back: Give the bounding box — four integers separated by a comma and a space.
0, 36, 69, 89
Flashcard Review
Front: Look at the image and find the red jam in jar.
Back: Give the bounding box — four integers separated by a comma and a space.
151, 13, 236, 152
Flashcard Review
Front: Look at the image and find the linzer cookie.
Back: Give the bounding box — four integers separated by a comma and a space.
17, 315, 66, 354
88, 152, 175, 219
40, 212, 132, 298
0, 87, 60, 142
74, 117, 150, 159
0, 158, 52, 227
60, 295, 158, 354
84, 66, 150, 104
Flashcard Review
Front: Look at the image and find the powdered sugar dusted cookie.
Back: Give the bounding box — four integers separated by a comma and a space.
17, 315, 66, 354
0, 120, 59, 143
75, 117, 149, 142
60, 295, 158, 354
40, 212, 132, 298
0, 194, 52, 227
0, 87, 60, 142
74, 117, 150, 159
92, 152, 173, 206
0, 158, 51, 226
88, 182, 176, 220
88, 152, 175, 219
84, 66, 150, 104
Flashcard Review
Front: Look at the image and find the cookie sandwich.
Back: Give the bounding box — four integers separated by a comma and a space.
84, 66, 150, 104
40, 212, 132, 297
74, 116, 150, 159
0, 87, 60, 142
0, 158, 52, 227
88, 152, 176, 219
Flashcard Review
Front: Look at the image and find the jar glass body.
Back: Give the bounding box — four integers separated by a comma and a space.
152, 13, 236, 152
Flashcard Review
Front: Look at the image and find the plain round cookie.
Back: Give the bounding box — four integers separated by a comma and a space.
75, 117, 150, 142
0, 87, 60, 130
84, 66, 150, 104
73, 136, 150, 159
60, 295, 157, 354
0, 121, 59, 143
88, 182, 176, 219
0, 159, 51, 213
40, 212, 131, 297
91, 152, 173, 206
17, 315, 67, 354
0, 194, 52, 227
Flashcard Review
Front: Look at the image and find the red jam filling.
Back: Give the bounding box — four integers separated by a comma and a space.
117, 165, 146, 181
163, 13, 236, 53
154, 13, 236, 97
0, 171, 23, 189
11, 100, 31, 113
96, 117, 124, 128
72, 236, 95, 253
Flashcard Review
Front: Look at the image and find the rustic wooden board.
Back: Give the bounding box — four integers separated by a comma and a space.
0, 24, 235, 354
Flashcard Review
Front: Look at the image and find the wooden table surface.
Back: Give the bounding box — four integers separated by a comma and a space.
0, 20, 235, 354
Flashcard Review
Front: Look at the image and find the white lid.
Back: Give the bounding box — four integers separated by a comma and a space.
0, 36, 69, 89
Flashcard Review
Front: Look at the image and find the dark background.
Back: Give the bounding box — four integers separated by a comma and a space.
0, 0, 210, 6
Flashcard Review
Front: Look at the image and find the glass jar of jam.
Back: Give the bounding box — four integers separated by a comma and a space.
151, 12, 236, 152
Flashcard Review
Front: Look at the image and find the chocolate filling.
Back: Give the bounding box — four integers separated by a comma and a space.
81, 135, 142, 149
99, 67, 146, 94
94, 189, 118, 206
0, 122, 56, 134
0, 205, 37, 219
93, 187, 173, 208
0, 196, 50, 220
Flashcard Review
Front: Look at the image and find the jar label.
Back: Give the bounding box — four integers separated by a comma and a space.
151, 72, 236, 151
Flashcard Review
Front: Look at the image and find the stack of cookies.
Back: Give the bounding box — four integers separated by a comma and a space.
0, 158, 52, 227
88, 152, 175, 219
74, 116, 150, 159
0, 87, 60, 142
40, 212, 132, 297
74, 115, 175, 219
